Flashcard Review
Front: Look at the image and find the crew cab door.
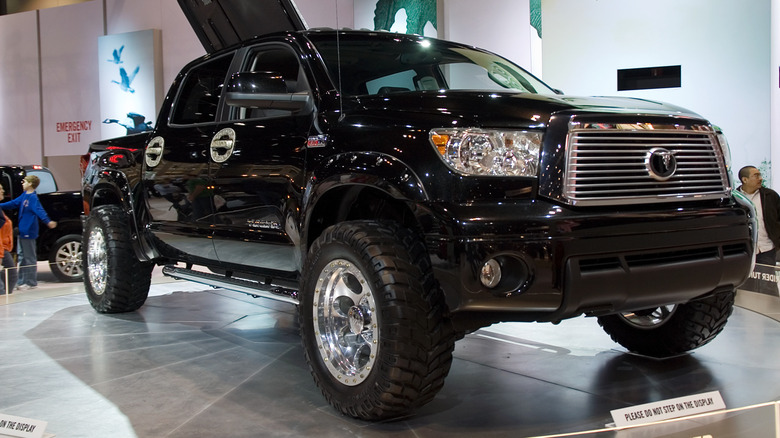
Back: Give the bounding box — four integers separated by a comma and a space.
142, 53, 234, 261
209, 43, 313, 274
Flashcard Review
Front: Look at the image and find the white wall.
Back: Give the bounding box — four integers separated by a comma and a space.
40, 1, 103, 157
297, 0, 354, 29
0, 11, 41, 166
441, 0, 532, 70
105, 0, 205, 92
542, 0, 771, 186
772, 0, 780, 187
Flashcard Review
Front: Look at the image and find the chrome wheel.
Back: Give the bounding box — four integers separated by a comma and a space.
86, 227, 107, 295
313, 258, 378, 386
618, 305, 677, 329
53, 239, 82, 279
301, 221, 455, 419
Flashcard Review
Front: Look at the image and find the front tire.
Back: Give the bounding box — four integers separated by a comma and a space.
83, 205, 153, 313
300, 221, 455, 420
48, 234, 83, 282
597, 290, 736, 357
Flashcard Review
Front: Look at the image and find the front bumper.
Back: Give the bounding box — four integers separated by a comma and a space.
424, 199, 754, 324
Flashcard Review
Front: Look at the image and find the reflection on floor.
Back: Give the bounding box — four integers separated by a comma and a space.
1, 266, 779, 437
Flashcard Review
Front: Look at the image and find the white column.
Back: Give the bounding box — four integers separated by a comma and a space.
772, 0, 780, 188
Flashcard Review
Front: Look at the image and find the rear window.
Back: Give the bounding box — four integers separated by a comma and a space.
26, 169, 57, 194
171, 55, 233, 125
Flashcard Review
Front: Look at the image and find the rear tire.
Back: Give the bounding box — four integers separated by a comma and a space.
48, 234, 83, 282
597, 290, 735, 357
83, 205, 153, 313
300, 221, 455, 420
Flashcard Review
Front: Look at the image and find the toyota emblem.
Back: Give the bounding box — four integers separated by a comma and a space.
646, 148, 677, 181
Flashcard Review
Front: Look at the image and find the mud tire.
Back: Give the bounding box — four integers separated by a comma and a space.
597, 290, 736, 357
83, 205, 153, 313
300, 221, 455, 420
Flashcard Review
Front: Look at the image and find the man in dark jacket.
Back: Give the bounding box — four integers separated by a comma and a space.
738, 166, 780, 294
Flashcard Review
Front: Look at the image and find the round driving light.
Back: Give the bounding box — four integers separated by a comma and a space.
480, 259, 502, 288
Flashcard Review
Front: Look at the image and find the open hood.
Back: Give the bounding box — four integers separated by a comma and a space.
177, 0, 308, 53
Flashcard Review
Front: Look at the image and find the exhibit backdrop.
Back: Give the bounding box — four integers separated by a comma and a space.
354, 0, 437, 37
0, 10, 40, 165
98, 30, 162, 140
39, 1, 103, 157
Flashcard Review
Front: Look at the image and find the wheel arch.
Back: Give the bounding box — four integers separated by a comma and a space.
303, 152, 430, 251
85, 170, 157, 261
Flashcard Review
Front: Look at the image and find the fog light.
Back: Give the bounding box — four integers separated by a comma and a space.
480, 259, 502, 288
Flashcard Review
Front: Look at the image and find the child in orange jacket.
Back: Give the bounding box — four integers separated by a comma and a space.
0, 186, 18, 294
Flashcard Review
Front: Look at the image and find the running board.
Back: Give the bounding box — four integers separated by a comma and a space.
161, 265, 299, 305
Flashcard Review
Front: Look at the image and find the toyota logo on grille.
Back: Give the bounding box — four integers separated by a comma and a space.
646, 148, 677, 181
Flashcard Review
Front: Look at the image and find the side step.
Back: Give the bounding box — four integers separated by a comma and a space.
161, 265, 299, 305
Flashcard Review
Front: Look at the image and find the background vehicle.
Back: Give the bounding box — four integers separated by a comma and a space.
80, 0, 754, 420
0, 165, 84, 282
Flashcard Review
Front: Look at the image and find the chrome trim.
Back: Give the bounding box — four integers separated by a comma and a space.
144, 136, 165, 168
210, 128, 236, 163
162, 265, 299, 305
563, 123, 730, 206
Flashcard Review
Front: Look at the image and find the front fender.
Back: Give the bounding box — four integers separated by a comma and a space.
300, 151, 429, 252
305, 151, 428, 205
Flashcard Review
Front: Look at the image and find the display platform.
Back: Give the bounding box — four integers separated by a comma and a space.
0, 273, 779, 437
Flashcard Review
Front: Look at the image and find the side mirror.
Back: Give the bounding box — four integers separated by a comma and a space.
224, 71, 310, 110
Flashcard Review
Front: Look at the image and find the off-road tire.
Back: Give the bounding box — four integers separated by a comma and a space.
300, 221, 455, 420
83, 205, 153, 313
48, 234, 83, 282
597, 290, 736, 357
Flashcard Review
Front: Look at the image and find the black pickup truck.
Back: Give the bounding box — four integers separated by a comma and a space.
0, 165, 83, 282
80, 0, 755, 420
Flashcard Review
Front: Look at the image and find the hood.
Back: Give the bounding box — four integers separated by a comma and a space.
549, 95, 699, 117
354, 91, 703, 126
177, 0, 307, 53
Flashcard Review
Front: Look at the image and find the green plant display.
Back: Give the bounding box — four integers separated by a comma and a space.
530, 0, 542, 38
373, 0, 437, 34
759, 159, 771, 187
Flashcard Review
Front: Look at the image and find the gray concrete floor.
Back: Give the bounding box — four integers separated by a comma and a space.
0, 264, 779, 437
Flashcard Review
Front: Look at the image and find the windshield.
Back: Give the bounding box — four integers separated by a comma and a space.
309, 33, 555, 97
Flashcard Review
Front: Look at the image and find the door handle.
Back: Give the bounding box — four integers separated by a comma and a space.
210, 128, 236, 163
144, 136, 165, 168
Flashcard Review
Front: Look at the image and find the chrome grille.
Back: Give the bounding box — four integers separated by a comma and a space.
563, 123, 730, 206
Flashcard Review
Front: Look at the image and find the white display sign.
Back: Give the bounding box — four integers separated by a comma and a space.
0, 413, 47, 438
610, 390, 725, 428
98, 29, 161, 140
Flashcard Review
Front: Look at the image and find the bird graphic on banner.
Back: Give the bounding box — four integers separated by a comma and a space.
112, 66, 140, 93
108, 45, 124, 64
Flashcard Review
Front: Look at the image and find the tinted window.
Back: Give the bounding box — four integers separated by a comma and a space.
311, 35, 554, 97
27, 170, 57, 194
228, 46, 307, 121
171, 55, 233, 125
0, 172, 12, 200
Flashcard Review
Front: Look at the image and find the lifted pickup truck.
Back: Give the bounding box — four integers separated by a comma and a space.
0, 165, 83, 282
80, 0, 755, 420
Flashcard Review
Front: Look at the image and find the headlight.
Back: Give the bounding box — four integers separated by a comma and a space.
429, 129, 542, 177
715, 128, 733, 187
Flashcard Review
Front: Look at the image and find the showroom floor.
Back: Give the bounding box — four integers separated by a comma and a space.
0, 265, 779, 438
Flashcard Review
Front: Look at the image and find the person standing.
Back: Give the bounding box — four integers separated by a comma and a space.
0, 175, 57, 290
0, 186, 17, 294
737, 166, 780, 294
738, 166, 780, 263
